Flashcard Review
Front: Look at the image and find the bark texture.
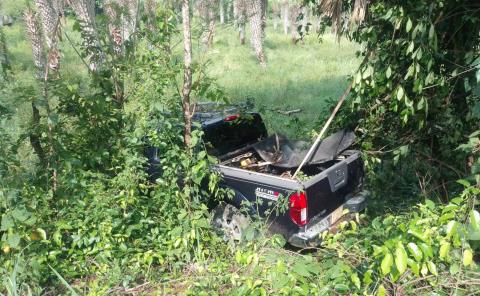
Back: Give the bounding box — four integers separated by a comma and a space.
104, 0, 138, 52
182, 0, 193, 147
24, 10, 46, 78
247, 0, 266, 67
66, 0, 104, 72
34, 0, 61, 71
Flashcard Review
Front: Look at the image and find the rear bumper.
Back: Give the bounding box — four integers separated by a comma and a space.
288, 190, 369, 248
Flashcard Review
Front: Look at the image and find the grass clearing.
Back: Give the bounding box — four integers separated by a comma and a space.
204, 24, 360, 137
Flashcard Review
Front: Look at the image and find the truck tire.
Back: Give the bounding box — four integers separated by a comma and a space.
212, 204, 250, 241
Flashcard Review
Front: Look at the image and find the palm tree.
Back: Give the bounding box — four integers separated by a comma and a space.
34, 0, 61, 71
66, 0, 104, 72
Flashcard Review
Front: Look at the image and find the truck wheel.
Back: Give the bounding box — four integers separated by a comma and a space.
212, 204, 250, 241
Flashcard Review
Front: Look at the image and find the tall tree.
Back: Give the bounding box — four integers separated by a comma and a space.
247, 0, 266, 67
182, 0, 193, 147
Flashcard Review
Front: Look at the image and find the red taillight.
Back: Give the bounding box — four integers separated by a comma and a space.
224, 114, 239, 122
289, 192, 308, 226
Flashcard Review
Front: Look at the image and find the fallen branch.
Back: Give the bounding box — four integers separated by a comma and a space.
293, 82, 353, 178
275, 108, 302, 115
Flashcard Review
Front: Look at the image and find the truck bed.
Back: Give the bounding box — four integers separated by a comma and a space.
213, 148, 364, 246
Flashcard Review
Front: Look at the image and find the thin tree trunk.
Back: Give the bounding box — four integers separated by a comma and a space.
235, 0, 246, 45
239, 24, 246, 44
30, 102, 46, 166
282, 0, 289, 35
0, 27, 10, 79
199, 0, 217, 49
260, 0, 267, 39
226, 0, 231, 22
220, 0, 225, 24
247, 0, 266, 67
300, 6, 309, 40
289, 4, 300, 43
182, 0, 192, 147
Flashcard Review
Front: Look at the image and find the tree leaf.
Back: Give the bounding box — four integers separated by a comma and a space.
363, 269, 373, 287
386, 66, 392, 79
463, 249, 473, 267
377, 284, 387, 296
407, 258, 420, 276
428, 24, 435, 40
407, 242, 423, 261
397, 86, 404, 101
427, 261, 438, 276
469, 210, 480, 230
395, 243, 408, 275
406, 18, 412, 32
351, 272, 361, 289
446, 220, 458, 238
419, 243, 433, 258
381, 252, 393, 275
439, 242, 450, 260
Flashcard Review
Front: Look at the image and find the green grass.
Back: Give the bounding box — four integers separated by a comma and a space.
204, 24, 360, 137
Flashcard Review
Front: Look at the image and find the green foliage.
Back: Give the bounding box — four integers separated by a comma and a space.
0, 4, 226, 293
345, 1, 479, 190
1, 1, 479, 294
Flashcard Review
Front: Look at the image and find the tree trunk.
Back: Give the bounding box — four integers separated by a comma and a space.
239, 24, 246, 44
30, 102, 46, 166
220, 0, 225, 24
182, 0, 193, 147
260, 0, 267, 39
226, 0, 231, 22
289, 4, 300, 43
282, 0, 289, 35
247, 0, 266, 68
67, 0, 104, 72
199, 0, 217, 49
272, 1, 280, 32
0, 27, 10, 79
235, 0, 247, 45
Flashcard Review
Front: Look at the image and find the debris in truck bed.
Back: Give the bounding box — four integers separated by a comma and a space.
253, 130, 355, 170
220, 130, 356, 180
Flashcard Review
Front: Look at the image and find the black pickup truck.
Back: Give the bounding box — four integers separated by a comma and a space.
147, 103, 367, 247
